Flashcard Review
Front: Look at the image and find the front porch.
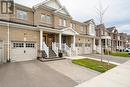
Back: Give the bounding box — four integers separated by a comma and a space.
39, 27, 78, 58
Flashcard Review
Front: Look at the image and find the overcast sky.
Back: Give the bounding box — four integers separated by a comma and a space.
15, 0, 130, 34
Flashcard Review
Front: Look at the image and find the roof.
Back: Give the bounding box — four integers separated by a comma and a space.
96, 24, 105, 29
107, 26, 116, 32
84, 19, 95, 25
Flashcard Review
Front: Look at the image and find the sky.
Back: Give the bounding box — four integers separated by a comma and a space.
15, 0, 130, 34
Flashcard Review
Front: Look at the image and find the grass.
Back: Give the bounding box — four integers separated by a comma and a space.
111, 52, 130, 58
72, 59, 117, 73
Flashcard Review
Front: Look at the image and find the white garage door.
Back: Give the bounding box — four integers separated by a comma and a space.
0, 41, 4, 63
11, 42, 37, 62
84, 44, 92, 54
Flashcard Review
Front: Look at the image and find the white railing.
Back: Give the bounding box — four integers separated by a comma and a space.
43, 42, 49, 58
96, 45, 101, 54
56, 43, 72, 56
64, 43, 71, 56
71, 43, 76, 56
52, 42, 58, 57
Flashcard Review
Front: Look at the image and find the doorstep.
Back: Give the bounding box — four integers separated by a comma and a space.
38, 57, 66, 62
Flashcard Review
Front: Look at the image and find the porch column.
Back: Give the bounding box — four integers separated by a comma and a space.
59, 33, 62, 51
40, 30, 43, 50
93, 38, 96, 51
73, 35, 76, 50
105, 39, 107, 48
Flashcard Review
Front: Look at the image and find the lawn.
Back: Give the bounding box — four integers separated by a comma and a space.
72, 59, 117, 73
111, 52, 130, 58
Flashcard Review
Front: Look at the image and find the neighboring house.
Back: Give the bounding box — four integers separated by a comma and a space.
107, 27, 127, 52
96, 24, 111, 53
0, 0, 96, 63
127, 35, 130, 48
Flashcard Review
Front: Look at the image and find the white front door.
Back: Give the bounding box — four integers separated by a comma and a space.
0, 41, 3, 63
11, 42, 36, 62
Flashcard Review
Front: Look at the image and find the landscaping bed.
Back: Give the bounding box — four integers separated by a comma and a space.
72, 59, 117, 73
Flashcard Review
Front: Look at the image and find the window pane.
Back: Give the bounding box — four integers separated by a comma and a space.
41, 14, 46, 21
17, 10, 27, 20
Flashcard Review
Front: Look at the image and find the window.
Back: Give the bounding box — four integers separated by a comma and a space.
41, 14, 52, 24
13, 43, 24, 48
41, 14, 46, 21
73, 23, 76, 29
16, 10, 27, 20
63, 19, 66, 26
59, 18, 67, 27
46, 15, 52, 24
91, 24, 95, 35
80, 26, 84, 32
70, 23, 73, 28
26, 43, 35, 48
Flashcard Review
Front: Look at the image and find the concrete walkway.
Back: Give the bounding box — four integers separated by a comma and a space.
75, 60, 130, 87
84, 54, 130, 64
65, 54, 130, 65
45, 59, 100, 84
0, 60, 77, 87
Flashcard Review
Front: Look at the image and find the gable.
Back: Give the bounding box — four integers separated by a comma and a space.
34, 0, 71, 16
59, 8, 67, 15
61, 27, 79, 35
44, 0, 61, 9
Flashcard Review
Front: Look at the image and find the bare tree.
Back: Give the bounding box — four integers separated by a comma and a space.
96, 0, 108, 24
95, 0, 109, 63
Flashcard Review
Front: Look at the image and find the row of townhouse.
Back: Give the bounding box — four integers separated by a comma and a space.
0, 0, 129, 63
96, 24, 129, 52
0, 0, 96, 63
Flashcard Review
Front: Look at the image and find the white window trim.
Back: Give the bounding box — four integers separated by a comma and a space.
16, 10, 28, 20
59, 18, 67, 27
41, 14, 52, 24
80, 25, 84, 32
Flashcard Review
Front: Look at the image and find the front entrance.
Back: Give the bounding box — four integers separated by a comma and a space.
11, 42, 37, 62
62, 35, 72, 47
43, 33, 55, 47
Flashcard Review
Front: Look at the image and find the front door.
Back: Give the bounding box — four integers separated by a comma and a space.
62, 36, 66, 44
48, 37, 53, 47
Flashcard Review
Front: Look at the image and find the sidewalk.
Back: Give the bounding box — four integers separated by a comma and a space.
65, 54, 130, 65
65, 56, 120, 65
75, 60, 130, 87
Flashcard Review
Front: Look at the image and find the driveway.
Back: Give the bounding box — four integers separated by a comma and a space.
45, 59, 100, 84
0, 60, 77, 87
84, 54, 130, 64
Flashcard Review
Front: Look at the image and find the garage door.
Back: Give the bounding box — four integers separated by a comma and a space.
0, 41, 4, 63
11, 42, 37, 62
84, 44, 92, 54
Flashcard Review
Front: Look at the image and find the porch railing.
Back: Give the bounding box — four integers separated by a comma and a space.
56, 43, 72, 56
43, 42, 49, 58
52, 42, 58, 57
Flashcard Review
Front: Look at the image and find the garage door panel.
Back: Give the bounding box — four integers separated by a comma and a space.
11, 42, 36, 62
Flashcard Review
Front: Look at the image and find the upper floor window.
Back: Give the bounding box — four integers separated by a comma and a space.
70, 23, 73, 28
41, 14, 52, 24
80, 26, 84, 32
73, 23, 76, 30
59, 18, 67, 27
16, 10, 27, 20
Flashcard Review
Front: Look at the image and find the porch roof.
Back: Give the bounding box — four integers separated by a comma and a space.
60, 27, 79, 36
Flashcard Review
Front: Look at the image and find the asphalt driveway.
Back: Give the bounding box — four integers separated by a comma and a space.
0, 60, 77, 87
45, 59, 100, 83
